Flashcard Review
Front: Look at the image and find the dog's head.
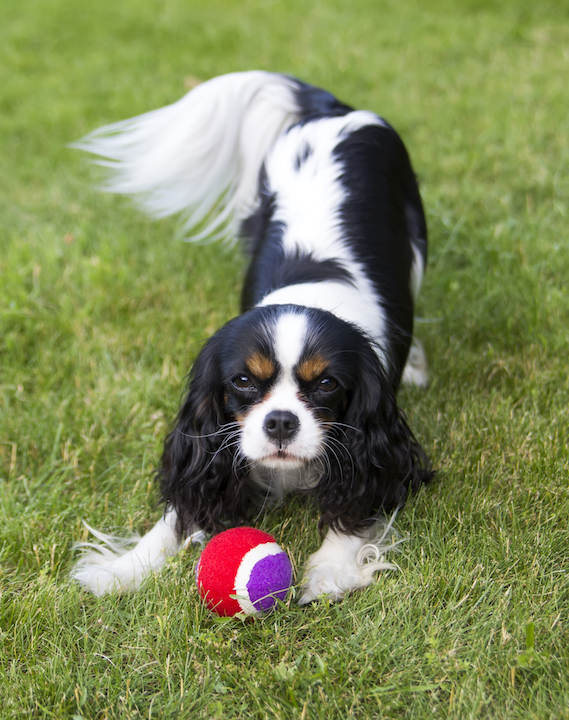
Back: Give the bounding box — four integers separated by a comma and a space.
159, 305, 432, 535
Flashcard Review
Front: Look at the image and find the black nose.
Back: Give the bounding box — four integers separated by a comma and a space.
263, 410, 300, 442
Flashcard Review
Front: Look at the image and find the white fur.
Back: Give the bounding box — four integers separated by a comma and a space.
402, 338, 429, 387
260, 281, 387, 367
273, 310, 307, 376
259, 113, 389, 361
72, 71, 300, 241
72, 510, 182, 595
410, 245, 425, 300
249, 464, 321, 501
299, 516, 403, 604
267, 112, 385, 261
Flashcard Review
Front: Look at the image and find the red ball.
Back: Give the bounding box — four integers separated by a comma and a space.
196, 527, 293, 617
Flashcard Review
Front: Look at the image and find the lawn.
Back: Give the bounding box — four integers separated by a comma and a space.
1, 0, 568, 717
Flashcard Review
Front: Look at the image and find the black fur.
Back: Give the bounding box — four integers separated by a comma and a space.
314, 336, 432, 532
159, 310, 272, 536
290, 77, 353, 121
334, 122, 427, 382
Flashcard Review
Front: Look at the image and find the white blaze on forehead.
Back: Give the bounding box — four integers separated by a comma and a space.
273, 311, 308, 376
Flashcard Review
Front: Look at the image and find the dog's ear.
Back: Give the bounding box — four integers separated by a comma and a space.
158, 334, 248, 536
317, 345, 433, 532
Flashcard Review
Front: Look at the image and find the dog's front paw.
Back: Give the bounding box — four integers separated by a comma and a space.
298, 562, 368, 604
298, 526, 399, 605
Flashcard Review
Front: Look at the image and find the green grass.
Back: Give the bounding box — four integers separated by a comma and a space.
1, 0, 569, 717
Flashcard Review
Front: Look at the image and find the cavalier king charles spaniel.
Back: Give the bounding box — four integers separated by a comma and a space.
71, 71, 433, 603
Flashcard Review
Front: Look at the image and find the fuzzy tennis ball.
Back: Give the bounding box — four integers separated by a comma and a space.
196, 527, 293, 617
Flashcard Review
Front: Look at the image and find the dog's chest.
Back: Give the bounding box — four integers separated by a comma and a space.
248, 464, 321, 502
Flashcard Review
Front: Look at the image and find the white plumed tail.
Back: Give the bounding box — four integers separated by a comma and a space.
72, 71, 301, 241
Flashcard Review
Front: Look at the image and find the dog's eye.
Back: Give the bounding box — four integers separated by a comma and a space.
318, 377, 338, 392
232, 374, 257, 391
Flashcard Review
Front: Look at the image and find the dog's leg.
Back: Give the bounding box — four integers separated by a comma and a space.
71, 507, 187, 595
298, 518, 403, 604
402, 338, 429, 387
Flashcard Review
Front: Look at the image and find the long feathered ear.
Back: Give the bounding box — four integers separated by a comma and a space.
158, 335, 249, 536
317, 345, 434, 533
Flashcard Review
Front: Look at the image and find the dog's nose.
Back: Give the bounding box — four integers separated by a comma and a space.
263, 410, 299, 442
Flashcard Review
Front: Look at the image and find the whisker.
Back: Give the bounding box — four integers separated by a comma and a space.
322, 434, 356, 485
202, 431, 242, 456
313, 452, 331, 481
174, 421, 241, 440
321, 420, 361, 435
202, 435, 243, 474
231, 447, 250, 477
321, 439, 344, 478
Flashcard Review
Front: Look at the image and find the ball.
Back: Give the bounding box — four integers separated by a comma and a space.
196, 527, 293, 617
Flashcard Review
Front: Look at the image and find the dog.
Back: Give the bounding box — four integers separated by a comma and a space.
71, 71, 433, 603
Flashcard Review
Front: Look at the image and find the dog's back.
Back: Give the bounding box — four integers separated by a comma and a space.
75, 71, 427, 385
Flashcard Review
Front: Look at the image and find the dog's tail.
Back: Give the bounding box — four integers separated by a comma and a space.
73, 71, 306, 241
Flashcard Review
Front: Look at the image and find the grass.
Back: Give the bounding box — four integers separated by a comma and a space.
1, 0, 569, 717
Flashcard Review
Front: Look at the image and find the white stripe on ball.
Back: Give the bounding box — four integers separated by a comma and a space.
233, 542, 284, 614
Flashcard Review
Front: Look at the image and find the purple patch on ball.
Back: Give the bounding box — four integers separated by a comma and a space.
246, 551, 293, 612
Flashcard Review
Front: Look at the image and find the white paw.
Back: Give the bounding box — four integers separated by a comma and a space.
402, 339, 429, 388
298, 525, 401, 605
299, 563, 374, 604
71, 512, 181, 596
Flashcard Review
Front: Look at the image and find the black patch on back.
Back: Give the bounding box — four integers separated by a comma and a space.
271, 252, 354, 291
289, 77, 353, 123
240, 240, 355, 311
332, 122, 428, 381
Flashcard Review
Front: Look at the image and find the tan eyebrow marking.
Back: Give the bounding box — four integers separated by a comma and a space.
297, 355, 328, 382
246, 352, 275, 381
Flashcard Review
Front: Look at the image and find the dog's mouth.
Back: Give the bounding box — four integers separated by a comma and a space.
271, 446, 296, 461
259, 445, 308, 468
